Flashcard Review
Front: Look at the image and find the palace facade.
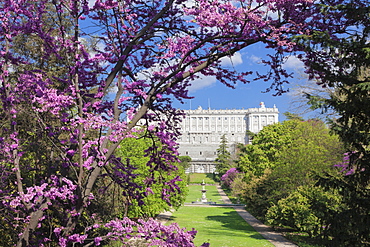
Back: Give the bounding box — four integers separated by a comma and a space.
177, 102, 279, 173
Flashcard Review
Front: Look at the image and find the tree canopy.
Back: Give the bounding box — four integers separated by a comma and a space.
114, 135, 188, 219
238, 119, 345, 219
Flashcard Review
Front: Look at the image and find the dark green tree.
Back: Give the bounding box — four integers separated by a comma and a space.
215, 134, 233, 175
296, 1, 370, 245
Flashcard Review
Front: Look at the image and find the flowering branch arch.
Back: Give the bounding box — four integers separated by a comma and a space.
0, 0, 351, 245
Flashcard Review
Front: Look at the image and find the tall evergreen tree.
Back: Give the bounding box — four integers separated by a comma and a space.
297, 1, 370, 245
215, 134, 233, 175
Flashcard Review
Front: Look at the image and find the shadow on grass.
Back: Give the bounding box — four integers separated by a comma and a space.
209, 190, 221, 199
168, 206, 275, 246
205, 210, 267, 240
169, 210, 266, 241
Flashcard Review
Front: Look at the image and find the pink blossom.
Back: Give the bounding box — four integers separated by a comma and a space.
94, 236, 103, 245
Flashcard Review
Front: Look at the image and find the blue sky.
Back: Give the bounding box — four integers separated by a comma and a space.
173, 43, 307, 122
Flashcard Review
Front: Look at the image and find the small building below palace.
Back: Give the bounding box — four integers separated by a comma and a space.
177, 102, 279, 173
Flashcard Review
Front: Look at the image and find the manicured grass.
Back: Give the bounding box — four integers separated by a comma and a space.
168, 206, 274, 247
188, 173, 218, 184
185, 185, 223, 204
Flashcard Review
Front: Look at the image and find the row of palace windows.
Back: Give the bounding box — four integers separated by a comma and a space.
186, 116, 244, 121
179, 135, 243, 143
186, 115, 276, 122
187, 126, 243, 131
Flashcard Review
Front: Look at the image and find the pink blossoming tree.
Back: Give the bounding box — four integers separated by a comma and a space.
0, 0, 353, 246
221, 168, 239, 188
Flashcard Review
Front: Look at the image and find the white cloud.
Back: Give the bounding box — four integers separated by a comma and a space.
187, 52, 243, 92
283, 55, 305, 71
183, 0, 196, 8
188, 75, 217, 92
88, 0, 95, 8
249, 54, 262, 63
220, 52, 243, 67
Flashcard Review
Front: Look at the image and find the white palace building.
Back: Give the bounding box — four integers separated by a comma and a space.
177, 102, 279, 173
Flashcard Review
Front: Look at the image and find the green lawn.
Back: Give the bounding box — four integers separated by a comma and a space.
188, 173, 218, 184
168, 206, 274, 247
185, 185, 223, 204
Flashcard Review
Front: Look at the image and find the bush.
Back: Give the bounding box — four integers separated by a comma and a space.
266, 185, 344, 238
220, 168, 239, 188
